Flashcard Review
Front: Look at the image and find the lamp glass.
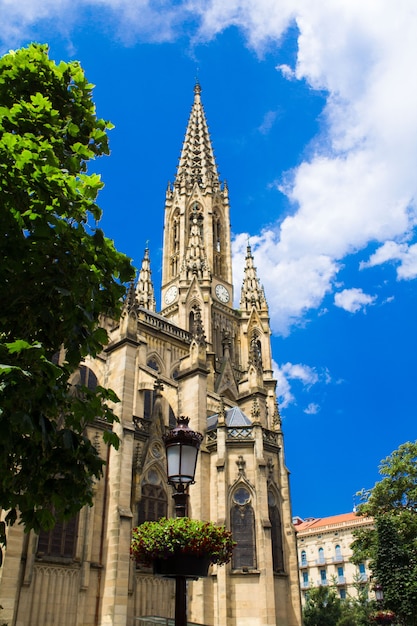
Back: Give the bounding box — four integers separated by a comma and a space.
166, 442, 198, 484
375, 587, 384, 602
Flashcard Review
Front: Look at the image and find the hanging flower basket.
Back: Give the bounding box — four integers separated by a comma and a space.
131, 517, 236, 576
370, 610, 396, 625
153, 553, 211, 578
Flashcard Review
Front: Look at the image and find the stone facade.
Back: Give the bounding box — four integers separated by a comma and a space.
0, 84, 302, 626
294, 512, 374, 604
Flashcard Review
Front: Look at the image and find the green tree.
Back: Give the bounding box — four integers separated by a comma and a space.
303, 586, 343, 626
352, 441, 417, 626
0, 43, 134, 548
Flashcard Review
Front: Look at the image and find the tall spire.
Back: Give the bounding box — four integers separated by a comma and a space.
135, 247, 156, 311
174, 83, 220, 192
240, 243, 268, 312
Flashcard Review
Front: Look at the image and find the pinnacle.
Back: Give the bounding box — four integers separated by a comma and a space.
174, 84, 220, 190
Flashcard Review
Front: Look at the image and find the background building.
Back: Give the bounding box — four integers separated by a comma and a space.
294, 512, 374, 604
0, 85, 302, 626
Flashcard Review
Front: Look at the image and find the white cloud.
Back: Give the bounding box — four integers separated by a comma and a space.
258, 110, 279, 135
304, 403, 320, 415
273, 360, 328, 409
276, 64, 295, 80
219, 0, 417, 333
334, 287, 376, 313
360, 241, 417, 280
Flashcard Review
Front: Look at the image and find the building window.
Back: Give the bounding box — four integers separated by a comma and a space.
335, 544, 342, 560
302, 571, 309, 586
231, 488, 256, 570
339, 588, 347, 600
300, 549, 308, 567
358, 562, 367, 582
318, 547, 325, 564
79, 365, 98, 390
147, 358, 159, 372
37, 516, 78, 559
138, 477, 167, 525
268, 490, 284, 573
320, 569, 327, 585
143, 389, 156, 419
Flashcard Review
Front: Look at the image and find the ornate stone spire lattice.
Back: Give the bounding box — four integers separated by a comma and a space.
174, 82, 220, 192
135, 247, 156, 311
239, 243, 268, 312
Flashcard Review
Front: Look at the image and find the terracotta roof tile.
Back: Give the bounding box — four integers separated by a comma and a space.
295, 512, 371, 532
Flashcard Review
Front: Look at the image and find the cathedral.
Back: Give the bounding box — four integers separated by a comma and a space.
0, 84, 302, 626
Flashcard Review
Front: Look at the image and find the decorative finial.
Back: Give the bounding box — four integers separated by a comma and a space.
194, 78, 201, 96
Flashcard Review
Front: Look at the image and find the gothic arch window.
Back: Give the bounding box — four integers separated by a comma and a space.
172, 209, 180, 253
80, 365, 98, 390
268, 490, 285, 573
138, 468, 167, 525
142, 389, 176, 426
71, 365, 98, 391
213, 209, 223, 275
147, 358, 160, 373
231, 487, 256, 570
37, 515, 79, 560
213, 211, 221, 252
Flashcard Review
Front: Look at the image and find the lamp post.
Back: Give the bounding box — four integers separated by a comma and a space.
373, 583, 384, 606
163, 416, 203, 626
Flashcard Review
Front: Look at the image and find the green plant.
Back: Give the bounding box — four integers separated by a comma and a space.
369, 610, 396, 624
131, 517, 236, 567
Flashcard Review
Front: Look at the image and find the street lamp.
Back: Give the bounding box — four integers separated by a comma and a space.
163, 416, 203, 626
373, 583, 384, 605
163, 416, 203, 517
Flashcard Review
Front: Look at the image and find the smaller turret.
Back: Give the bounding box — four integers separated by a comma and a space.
135, 247, 156, 311
240, 243, 268, 312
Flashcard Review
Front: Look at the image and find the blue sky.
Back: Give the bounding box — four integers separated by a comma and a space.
1, 0, 416, 519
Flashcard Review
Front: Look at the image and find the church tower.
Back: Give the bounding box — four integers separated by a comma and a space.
161, 83, 234, 352
0, 85, 302, 626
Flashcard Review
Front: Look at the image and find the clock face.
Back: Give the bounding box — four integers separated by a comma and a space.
164, 285, 178, 305
215, 284, 230, 303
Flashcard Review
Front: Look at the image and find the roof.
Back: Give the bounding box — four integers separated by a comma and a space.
295, 511, 372, 533
207, 406, 252, 431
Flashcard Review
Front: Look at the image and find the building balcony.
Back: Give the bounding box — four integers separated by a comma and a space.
318, 580, 328, 586
301, 581, 310, 590
337, 576, 346, 585
315, 558, 326, 565
332, 555, 344, 563
299, 561, 308, 569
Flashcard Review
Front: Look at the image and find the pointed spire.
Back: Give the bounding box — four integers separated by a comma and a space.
135, 246, 156, 311
123, 276, 136, 313
240, 242, 268, 312
174, 83, 220, 191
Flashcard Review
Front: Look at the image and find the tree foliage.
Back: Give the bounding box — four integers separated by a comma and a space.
302, 581, 373, 626
0, 43, 134, 543
303, 586, 343, 626
352, 441, 417, 625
